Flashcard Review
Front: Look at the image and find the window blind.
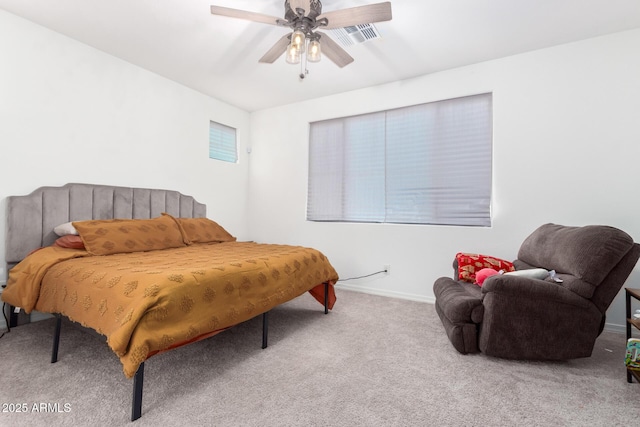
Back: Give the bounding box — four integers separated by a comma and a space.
209, 121, 237, 163
307, 93, 492, 226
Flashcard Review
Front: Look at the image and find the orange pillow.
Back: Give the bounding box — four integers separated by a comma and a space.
73, 215, 185, 256
455, 252, 515, 283
163, 214, 236, 244
54, 235, 85, 250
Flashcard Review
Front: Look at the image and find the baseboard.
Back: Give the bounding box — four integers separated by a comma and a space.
30, 312, 54, 322
335, 282, 435, 304
0, 278, 626, 334
603, 322, 626, 334
335, 283, 627, 335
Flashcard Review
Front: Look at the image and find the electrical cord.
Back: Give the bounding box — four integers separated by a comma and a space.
337, 269, 387, 282
0, 302, 9, 339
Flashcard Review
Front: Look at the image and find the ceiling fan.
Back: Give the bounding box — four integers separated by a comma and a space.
210, 1, 392, 77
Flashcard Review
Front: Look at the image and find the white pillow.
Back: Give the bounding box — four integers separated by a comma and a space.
503, 268, 549, 280
54, 222, 79, 236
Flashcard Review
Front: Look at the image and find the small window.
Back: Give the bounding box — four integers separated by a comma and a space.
209, 121, 237, 163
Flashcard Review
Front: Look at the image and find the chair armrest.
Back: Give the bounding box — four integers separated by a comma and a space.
479, 274, 603, 359
481, 275, 592, 309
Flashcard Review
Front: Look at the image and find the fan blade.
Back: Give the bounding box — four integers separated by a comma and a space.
210, 5, 281, 26
259, 34, 291, 64
318, 2, 392, 29
316, 32, 354, 68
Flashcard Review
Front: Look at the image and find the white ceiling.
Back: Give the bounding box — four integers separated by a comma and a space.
2, 0, 640, 112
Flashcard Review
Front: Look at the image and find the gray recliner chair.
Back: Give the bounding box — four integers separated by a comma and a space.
433, 223, 640, 359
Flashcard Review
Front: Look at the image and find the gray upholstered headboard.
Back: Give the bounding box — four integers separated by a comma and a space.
5, 183, 206, 268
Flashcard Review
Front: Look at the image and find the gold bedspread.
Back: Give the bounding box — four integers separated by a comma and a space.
2, 242, 338, 378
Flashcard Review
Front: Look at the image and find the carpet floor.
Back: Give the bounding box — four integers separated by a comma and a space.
0, 289, 638, 426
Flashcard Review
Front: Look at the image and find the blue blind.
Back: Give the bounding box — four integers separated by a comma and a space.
307, 93, 493, 226
209, 121, 237, 163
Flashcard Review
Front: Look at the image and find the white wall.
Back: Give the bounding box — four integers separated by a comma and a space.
2, 7, 639, 333
0, 11, 251, 277
248, 28, 640, 330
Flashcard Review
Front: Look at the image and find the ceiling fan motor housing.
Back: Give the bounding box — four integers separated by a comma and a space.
283, 0, 327, 36
285, 1, 323, 19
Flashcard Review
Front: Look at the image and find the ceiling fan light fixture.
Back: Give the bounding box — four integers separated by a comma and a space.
307, 39, 321, 62
285, 43, 301, 64
211, 0, 393, 77
291, 29, 306, 53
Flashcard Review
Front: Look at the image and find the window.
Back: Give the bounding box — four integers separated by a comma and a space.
209, 121, 237, 163
307, 93, 492, 226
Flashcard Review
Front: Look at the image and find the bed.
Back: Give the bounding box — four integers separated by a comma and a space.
1, 183, 338, 421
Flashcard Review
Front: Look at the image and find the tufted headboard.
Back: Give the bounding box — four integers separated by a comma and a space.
5, 183, 206, 268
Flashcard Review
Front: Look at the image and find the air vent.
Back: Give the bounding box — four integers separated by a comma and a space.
326, 23, 381, 48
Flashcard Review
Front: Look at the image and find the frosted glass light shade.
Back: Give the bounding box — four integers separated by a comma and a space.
291, 30, 305, 53
286, 43, 301, 64
307, 40, 321, 62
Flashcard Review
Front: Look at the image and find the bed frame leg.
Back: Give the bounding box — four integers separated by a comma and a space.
51, 314, 62, 363
324, 282, 329, 315
262, 311, 269, 349
132, 362, 144, 421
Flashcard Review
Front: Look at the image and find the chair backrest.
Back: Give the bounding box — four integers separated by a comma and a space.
590, 243, 640, 313
517, 223, 639, 310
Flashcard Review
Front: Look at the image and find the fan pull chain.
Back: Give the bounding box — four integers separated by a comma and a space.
299, 52, 304, 80
300, 39, 310, 81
